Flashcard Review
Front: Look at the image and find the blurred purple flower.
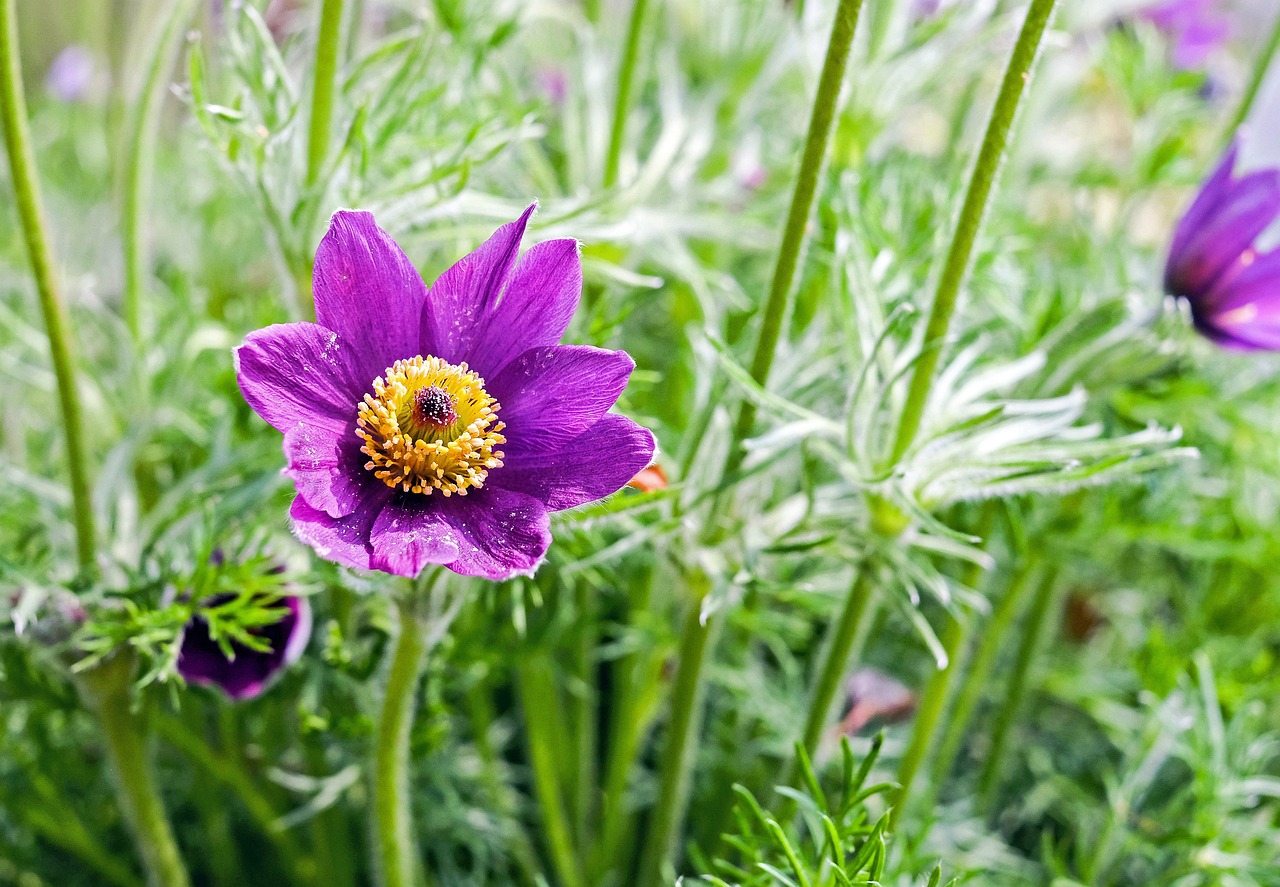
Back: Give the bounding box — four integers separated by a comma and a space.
235, 205, 655, 580
178, 594, 311, 700
45, 46, 96, 102
1139, 0, 1229, 70
536, 67, 568, 105
1165, 139, 1280, 350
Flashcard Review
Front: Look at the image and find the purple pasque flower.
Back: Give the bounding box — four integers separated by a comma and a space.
235, 205, 656, 580
178, 594, 312, 700
1165, 139, 1280, 350
1139, 0, 1229, 70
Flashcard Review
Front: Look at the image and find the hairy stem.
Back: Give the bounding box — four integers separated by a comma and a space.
0, 0, 97, 571
927, 561, 1036, 793
515, 654, 585, 887
77, 655, 191, 887
724, 0, 864, 476
636, 573, 719, 887
977, 566, 1060, 804
372, 593, 430, 887
121, 0, 193, 342
305, 0, 343, 190
603, 0, 649, 188
889, 0, 1058, 463
799, 568, 875, 762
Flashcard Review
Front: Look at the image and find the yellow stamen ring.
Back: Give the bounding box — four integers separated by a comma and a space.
355, 355, 505, 496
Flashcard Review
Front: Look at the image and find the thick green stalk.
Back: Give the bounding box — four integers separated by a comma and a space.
1226, 7, 1280, 139
636, 576, 720, 887
799, 568, 875, 762
602, 0, 649, 188
77, 654, 192, 887
305, 0, 343, 189
725, 0, 864, 476
372, 593, 430, 887
888, 0, 1058, 463
0, 0, 96, 571
516, 654, 584, 887
121, 0, 193, 342
927, 562, 1035, 792
889, 608, 970, 824
977, 566, 1059, 804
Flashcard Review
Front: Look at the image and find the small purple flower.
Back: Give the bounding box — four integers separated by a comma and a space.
235, 205, 656, 580
1139, 0, 1229, 70
1165, 140, 1280, 350
45, 46, 96, 103
178, 594, 312, 700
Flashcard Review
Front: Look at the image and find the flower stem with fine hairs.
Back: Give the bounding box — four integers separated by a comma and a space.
977, 566, 1059, 806
306, 0, 343, 190
724, 0, 864, 477
636, 572, 719, 887
797, 567, 875, 764
76, 654, 192, 887
372, 590, 431, 887
927, 561, 1036, 795
0, 0, 97, 572
122, 0, 194, 342
603, 0, 648, 189
888, 0, 1058, 464
1225, 6, 1280, 140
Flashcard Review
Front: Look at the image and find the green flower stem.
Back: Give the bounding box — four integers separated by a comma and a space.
515, 654, 585, 887
0, 0, 97, 572
569, 582, 597, 847
637, 572, 720, 887
1226, 6, 1280, 139
798, 568, 875, 763
305, 0, 343, 190
76, 654, 191, 887
372, 592, 430, 887
603, 0, 648, 189
888, 0, 1057, 464
725, 0, 864, 476
977, 565, 1059, 805
121, 0, 194, 342
927, 561, 1036, 793
891, 505, 999, 823
889, 607, 970, 825
24, 773, 142, 887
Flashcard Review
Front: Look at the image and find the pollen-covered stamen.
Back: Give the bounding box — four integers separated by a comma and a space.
355, 355, 505, 496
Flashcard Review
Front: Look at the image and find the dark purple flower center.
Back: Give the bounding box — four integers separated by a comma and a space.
414, 386, 457, 427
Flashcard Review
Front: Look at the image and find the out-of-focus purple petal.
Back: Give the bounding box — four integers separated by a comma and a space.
1193, 249, 1280, 348
46, 46, 96, 102
290, 483, 391, 571
495, 415, 656, 511
1165, 161, 1280, 299
178, 595, 311, 701
368, 498, 461, 577
421, 204, 537, 366
1140, 0, 1229, 70
490, 345, 635, 455
1167, 142, 1239, 263
235, 323, 366, 434
434, 488, 551, 580
283, 422, 368, 519
314, 211, 430, 383
468, 238, 582, 378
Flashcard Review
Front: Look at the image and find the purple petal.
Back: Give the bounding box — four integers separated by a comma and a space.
314, 211, 429, 382
1166, 161, 1280, 299
235, 323, 366, 435
495, 414, 656, 511
1167, 141, 1239, 264
434, 488, 551, 580
467, 238, 582, 377
421, 204, 537, 367
490, 345, 636, 455
178, 595, 311, 701
368, 498, 462, 577
290, 482, 391, 571
282, 422, 368, 519
1193, 248, 1280, 350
